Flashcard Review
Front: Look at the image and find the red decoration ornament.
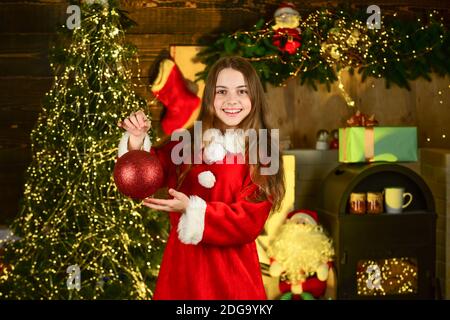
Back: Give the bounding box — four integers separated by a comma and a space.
113, 150, 164, 200
330, 139, 339, 150
272, 28, 302, 55
346, 110, 379, 127
329, 129, 339, 149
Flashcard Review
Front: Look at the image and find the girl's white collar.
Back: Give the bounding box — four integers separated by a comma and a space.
202, 129, 245, 164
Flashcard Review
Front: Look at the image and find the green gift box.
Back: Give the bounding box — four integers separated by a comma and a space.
339, 127, 418, 163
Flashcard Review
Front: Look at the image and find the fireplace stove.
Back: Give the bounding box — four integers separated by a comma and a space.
317, 162, 436, 299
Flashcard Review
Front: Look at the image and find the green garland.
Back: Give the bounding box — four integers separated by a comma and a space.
196, 6, 449, 91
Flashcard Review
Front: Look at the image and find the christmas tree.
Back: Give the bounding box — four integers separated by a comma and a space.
0, 0, 168, 299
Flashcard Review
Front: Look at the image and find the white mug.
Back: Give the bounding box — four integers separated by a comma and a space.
384, 187, 413, 214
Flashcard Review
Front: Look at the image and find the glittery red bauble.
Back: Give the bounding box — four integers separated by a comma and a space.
113, 150, 164, 200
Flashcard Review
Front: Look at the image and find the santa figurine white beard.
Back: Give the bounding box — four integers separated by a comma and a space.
268, 220, 334, 293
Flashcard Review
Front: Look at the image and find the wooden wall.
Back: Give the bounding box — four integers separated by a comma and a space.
267, 72, 450, 149
0, 0, 449, 224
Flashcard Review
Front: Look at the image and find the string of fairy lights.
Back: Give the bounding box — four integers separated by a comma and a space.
197, 7, 448, 143
199, 9, 447, 87
357, 258, 418, 296
0, 3, 167, 299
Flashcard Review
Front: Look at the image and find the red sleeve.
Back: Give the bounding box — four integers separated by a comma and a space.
201, 175, 273, 246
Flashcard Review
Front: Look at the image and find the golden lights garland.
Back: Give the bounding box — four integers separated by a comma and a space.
357, 258, 418, 296
198, 9, 448, 110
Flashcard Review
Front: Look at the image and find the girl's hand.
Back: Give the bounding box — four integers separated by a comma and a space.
142, 189, 190, 213
118, 109, 151, 137
118, 110, 151, 150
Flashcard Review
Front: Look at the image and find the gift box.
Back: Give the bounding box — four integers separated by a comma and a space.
339, 127, 418, 163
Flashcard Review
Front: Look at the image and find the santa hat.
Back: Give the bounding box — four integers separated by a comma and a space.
287, 209, 318, 225
274, 2, 299, 17
151, 59, 201, 136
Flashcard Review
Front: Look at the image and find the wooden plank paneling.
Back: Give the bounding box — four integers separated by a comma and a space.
118, 0, 450, 10
0, 34, 55, 53
2, 0, 448, 9
0, 77, 48, 157
0, 1, 66, 3
0, 33, 202, 78
0, 34, 54, 77
121, 7, 261, 34
0, 141, 30, 224
0, 148, 29, 225
324, 0, 450, 9
0, 184, 26, 225
0, 130, 33, 152
119, 0, 279, 10
0, 3, 67, 34
265, 71, 450, 150
0, 3, 260, 34
0, 1, 448, 36
0, 77, 51, 112
0, 138, 30, 161
0, 55, 51, 77
415, 75, 450, 149
126, 33, 204, 78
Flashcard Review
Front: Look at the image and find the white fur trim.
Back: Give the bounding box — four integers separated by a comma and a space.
142, 133, 151, 152
291, 283, 303, 295
274, 6, 299, 17
202, 129, 245, 163
203, 142, 226, 164
269, 261, 284, 277
289, 213, 317, 226
177, 196, 207, 245
203, 128, 224, 144
117, 132, 151, 158
224, 130, 245, 154
84, 0, 109, 7
198, 170, 216, 188
317, 263, 329, 281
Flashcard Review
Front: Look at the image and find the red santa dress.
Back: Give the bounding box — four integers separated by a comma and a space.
118, 129, 273, 299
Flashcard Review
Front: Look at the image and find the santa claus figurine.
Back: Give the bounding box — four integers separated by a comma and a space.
271, 2, 302, 55
268, 209, 335, 299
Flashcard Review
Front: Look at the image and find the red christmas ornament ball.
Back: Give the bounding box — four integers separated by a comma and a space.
113, 150, 164, 200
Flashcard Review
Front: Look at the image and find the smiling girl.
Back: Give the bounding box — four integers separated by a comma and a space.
118, 56, 285, 299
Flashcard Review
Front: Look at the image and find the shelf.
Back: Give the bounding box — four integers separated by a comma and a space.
343, 210, 434, 217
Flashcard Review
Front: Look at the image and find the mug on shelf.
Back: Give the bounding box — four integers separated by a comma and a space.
349, 192, 366, 214
367, 192, 383, 214
384, 187, 413, 214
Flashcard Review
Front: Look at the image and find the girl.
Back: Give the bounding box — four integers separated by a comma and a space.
118, 56, 285, 300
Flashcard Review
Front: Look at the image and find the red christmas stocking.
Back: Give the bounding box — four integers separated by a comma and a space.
151, 59, 201, 135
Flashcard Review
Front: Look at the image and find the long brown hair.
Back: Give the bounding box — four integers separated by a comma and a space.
178, 56, 285, 211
